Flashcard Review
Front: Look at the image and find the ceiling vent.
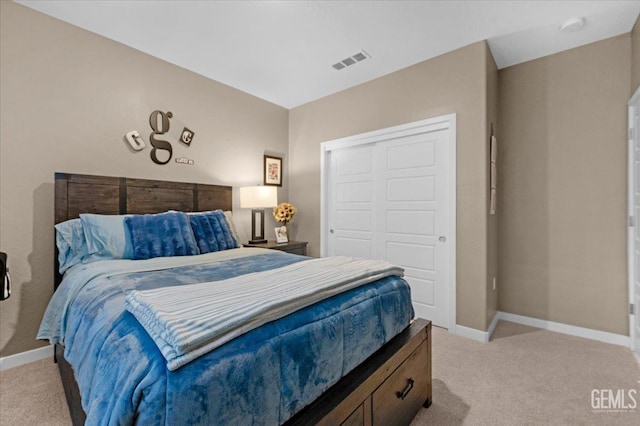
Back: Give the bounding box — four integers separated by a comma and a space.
332, 50, 371, 71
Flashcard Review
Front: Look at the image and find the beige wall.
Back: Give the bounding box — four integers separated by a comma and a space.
0, 2, 289, 356
632, 16, 640, 93
485, 45, 499, 328
289, 42, 493, 331
631, 16, 640, 94
498, 35, 631, 335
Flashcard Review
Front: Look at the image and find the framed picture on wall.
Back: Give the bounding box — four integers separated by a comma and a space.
264, 155, 283, 187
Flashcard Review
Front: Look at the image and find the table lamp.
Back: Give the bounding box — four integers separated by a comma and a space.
240, 186, 278, 244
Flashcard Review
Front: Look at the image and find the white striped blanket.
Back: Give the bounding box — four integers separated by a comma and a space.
125, 256, 404, 371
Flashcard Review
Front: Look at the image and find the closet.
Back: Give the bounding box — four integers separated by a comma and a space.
321, 115, 456, 328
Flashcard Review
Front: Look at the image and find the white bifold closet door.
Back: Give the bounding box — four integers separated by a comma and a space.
326, 127, 451, 328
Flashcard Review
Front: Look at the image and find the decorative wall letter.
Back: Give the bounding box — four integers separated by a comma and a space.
149, 110, 174, 165
124, 110, 195, 165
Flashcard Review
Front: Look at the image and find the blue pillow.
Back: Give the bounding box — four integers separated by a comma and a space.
189, 210, 239, 254
55, 218, 89, 273
125, 211, 199, 260
80, 214, 133, 261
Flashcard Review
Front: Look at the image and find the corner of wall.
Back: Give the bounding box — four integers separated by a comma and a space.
495, 35, 630, 336
484, 41, 499, 331
632, 14, 640, 93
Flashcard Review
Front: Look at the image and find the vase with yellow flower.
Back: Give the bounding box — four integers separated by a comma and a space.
273, 202, 296, 243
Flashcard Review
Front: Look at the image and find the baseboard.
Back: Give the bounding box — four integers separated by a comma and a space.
497, 312, 630, 347
486, 311, 501, 341
454, 324, 491, 343
0, 345, 53, 371
452, 312, 500, 343
453, 311, 629, 347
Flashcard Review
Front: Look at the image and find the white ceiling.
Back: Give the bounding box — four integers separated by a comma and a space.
15, 0, 640, 109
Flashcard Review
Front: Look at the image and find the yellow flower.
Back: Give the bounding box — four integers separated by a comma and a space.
273, 202, 296, 225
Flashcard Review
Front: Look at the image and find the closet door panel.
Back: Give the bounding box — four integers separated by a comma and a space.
328, 145, 376, 259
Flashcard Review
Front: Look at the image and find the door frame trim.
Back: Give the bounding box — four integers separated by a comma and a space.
320, 113, 457, 331
628, 87, 640, 352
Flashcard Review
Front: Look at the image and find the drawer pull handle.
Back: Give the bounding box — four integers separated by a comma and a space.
396, 378, 414, 400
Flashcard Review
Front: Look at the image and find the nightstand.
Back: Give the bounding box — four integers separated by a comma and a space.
243, 240, 308, 256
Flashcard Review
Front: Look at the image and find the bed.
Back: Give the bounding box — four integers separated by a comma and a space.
42, 172, 432, 425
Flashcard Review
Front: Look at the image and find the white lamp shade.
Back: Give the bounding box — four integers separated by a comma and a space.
240, 186, 278, 209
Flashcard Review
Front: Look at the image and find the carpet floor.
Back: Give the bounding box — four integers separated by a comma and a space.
0, 320, 638, 425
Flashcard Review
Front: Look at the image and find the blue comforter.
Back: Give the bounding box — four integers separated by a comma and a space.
40, 249, 414, 425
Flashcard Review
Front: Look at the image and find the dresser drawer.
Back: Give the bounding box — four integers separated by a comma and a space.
278, 245, 306, 255
372, 340, 429, 426
341, 403, 364, 426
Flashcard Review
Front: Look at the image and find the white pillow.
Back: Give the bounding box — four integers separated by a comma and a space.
223, 211, 241, 247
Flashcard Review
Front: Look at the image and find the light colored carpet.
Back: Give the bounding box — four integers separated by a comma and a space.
0, 352, 71, 426
412, 321, 640, 425
0, 321, 638, 425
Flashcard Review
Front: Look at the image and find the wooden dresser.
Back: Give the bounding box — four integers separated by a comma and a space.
286, 319, 432, 425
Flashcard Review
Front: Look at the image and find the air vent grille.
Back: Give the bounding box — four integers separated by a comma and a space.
342, 57, 356, 67
353, 52, 367, 62
332, 50, 370, 71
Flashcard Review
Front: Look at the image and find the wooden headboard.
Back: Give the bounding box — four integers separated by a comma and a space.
54, 172, 233, 288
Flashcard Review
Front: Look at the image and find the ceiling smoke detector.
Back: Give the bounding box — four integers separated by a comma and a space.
560, 17, 585, 33
332, 50, 371, 71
